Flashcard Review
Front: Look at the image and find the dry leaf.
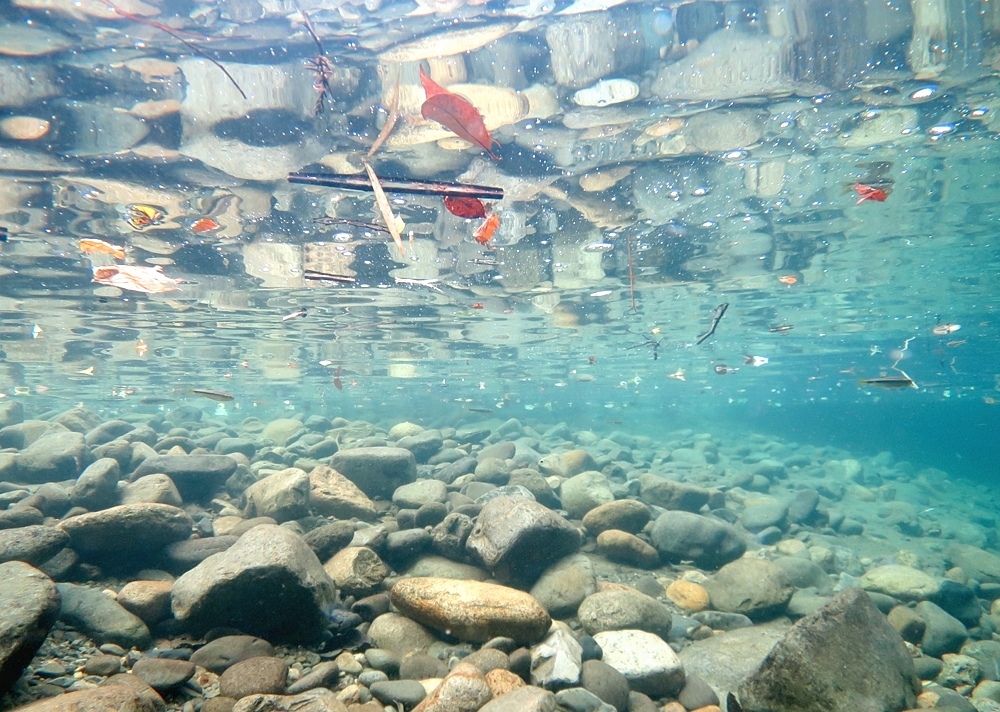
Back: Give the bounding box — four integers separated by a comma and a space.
362, 159, 405, 256
92, 264, 181, 294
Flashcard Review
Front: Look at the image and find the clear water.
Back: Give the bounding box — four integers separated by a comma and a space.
1, 0, 999, 482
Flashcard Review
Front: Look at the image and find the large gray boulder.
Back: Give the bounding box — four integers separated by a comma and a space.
130, 454, 238, 502
15, 430, 89, 483
171, 524, 336, 643
59, 504, 193, 563
466, 495, 581, 587
649, 511, 745, 569
736, 588, 919, 712
329, 447, 417, 499
0, 562, 60, 696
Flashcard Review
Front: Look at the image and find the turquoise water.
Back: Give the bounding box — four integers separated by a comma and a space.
1, 0, 999, 480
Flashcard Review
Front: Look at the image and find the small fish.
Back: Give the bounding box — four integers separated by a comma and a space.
769, 325, 794, 333
14, 386, 30, 396
854, 183, 888, 204
744, 355, 769, 367
714, 365, 737, 375
125, 204, 164, 230
777, 275, 797, 285
946, 339, 966, 348
283, 309, 308, 321
139, 396, 176, 405
472, 302, 485, 310
78, 366, 95, 376
858, 375, 917, 389
191, 217, 221, 233
32, 324, 42, 339
135, 339, 148, 356
467, 407, 495, 413
668, 369, 685, 381
473, 213, 501, 246
588, 356, 596, 365
80, 238, 126, 260
584, 242, 614, 253
932, 323, 960, 335
334, 365, 343, 391
590, 290, 613, 297
470, 258, 502, 266
192, 388, 235, 401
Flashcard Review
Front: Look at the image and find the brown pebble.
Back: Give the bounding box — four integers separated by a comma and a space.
202, 697, 237, 712
484, 668, 524, 697
218, 656, 288, 699
665, 580, 710, 612
82, 654, 122, 676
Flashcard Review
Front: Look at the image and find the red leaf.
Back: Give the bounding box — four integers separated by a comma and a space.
419, 66, 449, 100
473, 213, 500, 246
854, 183, 888, 204
444, 196, 488, 219
419, 68, 500, 160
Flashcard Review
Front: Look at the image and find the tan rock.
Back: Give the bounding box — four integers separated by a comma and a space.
123, 57, 179, 81
117, 580, 173, 624
10, 678, 164, 712
484, 668, 524, 698
0, 116, 50, 140
309, 465, 377, 521
582, 499, 651, 535
559, 449, 598, 477
665, 580, 710, 612
596, 530, 660, 568
390, 577, 551, 644
128, 99, 181, 120
388, 422, 424, 440
413, 662, 491, 712
323, 546, 388, 596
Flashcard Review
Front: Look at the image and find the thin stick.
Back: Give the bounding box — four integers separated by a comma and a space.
104, 0, 247, 99
626, 233, 636, 312
368, 77, 401, 158
288, 172, 504, 200
362, 159, 405, 256
313, 217, 389, 233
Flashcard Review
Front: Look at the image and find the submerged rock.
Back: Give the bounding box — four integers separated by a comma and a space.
466, 496, 581, 586
736, 588, 919, 712
0, 562, 60, 697
329, 447, 417, 500
171, 524, 336, 643
389, 577, 551, 644
649, 511, 746, 569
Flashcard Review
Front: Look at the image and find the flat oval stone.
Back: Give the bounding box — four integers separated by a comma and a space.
390, 577, 551, 644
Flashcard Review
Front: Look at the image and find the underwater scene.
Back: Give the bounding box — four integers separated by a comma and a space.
2, 0, 1000, 710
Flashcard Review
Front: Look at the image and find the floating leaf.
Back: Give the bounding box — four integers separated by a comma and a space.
419, 66, 500, 161
444, 196, 488, 219
79, 238, 125, 260
92, 264, 181, 294
362, 159, 405, 256
473, 213, 500, 246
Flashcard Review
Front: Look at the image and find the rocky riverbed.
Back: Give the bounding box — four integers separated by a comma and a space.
1, 398, 1000, 712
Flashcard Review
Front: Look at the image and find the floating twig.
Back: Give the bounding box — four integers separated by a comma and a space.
313, 217, 390, 233
104, 0, 247, 99
298, 8, 334, 116
304, 270, 357, 283
626, 233, 636, 312
695, 303, 729, 345
288, 172, 504, 200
